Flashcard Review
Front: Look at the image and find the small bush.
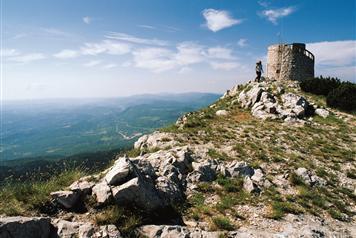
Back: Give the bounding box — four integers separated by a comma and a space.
212, 216, 235, 231
326, 82, 356, 111
300, 76, 341, 96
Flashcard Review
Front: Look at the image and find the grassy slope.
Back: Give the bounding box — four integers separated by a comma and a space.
0, 82, 354, 233
160, 83, 355, 230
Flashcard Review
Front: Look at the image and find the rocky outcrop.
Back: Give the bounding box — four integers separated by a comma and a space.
137, 225, 221, 238
50, 190, 81, 209
0, 217, 51, 238
236, 81, 317, 122
295, 167, 327, 187
315, 108, 330, 118
52, 219, 121, 238
215, 110, 229, 116
134, 132, 177, 150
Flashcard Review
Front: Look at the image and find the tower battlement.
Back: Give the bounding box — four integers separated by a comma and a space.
266, 43, 314, 81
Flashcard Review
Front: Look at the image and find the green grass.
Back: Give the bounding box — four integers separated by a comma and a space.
268, 201, 303, 220
216, 176, 243, 193
0, 169, 85, 216
95, 205, 142, 237
212, 216, 235, 231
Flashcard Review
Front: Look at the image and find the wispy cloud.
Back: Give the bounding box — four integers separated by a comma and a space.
202, 9, 243, 32
81, 40, 131, 55
53, 49, 79, 59
210, 61, 239, 70
175, 42, 205, 65
206, 47, 235, 60
41, 27, 71, 37
83, 16, 91, 24
132, 43, 238, 73
7, 53, 46, 63
258, 1, 270, 8
133, 47, 176, 72
102, 63, 117, 69
307, 40, 356, 66
106, 32, 168, 46
261, 7, 296, 24
307, 40, 356, 81
1, 48, 21, 57
83, 60, 102, 67
137, 24, 156, 30
237, 38, 248, 47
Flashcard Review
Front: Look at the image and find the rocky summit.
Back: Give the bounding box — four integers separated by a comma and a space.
0, 78, 355, 238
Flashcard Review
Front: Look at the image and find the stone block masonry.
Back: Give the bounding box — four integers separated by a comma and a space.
267, 43, 314, 81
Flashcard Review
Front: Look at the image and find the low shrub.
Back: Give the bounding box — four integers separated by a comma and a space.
300, 76, 341, 96
212, 216, 235, 231
326, 82, 356, 111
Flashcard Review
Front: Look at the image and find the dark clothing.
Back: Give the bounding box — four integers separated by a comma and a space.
255, 71, 262, 82
255, 63, 263, 82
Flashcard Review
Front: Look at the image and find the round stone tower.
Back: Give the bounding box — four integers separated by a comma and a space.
266, 43, 314, 81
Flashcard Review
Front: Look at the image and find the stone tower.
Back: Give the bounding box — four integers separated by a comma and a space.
266, 43, 314, 81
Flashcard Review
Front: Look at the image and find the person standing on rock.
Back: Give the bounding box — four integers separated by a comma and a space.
255, 61, 263, 82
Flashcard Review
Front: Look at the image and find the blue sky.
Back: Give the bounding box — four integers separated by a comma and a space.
2, 0, 355, 100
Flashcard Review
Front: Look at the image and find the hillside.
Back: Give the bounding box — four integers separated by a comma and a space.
0, 79, 355, 237
1, 93, 219, 162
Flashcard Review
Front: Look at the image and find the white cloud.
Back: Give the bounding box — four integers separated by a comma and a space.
83, 60, 102, 67
103, 63, 117, 69
258, 1, 270, 8
121, 61, 132, 67
261, 7, 295, 24
206, 47, 235, 60
8, 53, 46, 63
202, 9, 242, 32
237, 38, 248, 47
175, 42, 205, 65
1, 48, 20, 57
41, 27, 71, 37
307, 40, 356, 81
54, 49, 79, 59
210, 61, 239, 70
83, 16, 91, 24
81, 40, 131, 55
307, 40, 356, 66
132, 47, 176, 72
137, 25, 156, 30
178, 67, 192, 74
106, 32, 168, 46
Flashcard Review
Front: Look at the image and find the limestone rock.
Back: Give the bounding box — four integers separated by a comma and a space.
96, 225, 121, 238
243, 176, 260, 193
187, 160, 218, 183
155, 176, 183, 206
225, 161, 254, 178
55, 220, 81, 238
105, 156, 132, 185
134, 132, 176, 150
137, 225, 222, 238
112, 177, 163, 212
238, 83, 264, 108
0, 216, 51, 238
281, 93, 311, 118
50, 190, 80, 209
315, 108, 329, 118
295, 167, 327, 187
79, 223, 96, 238
215, 110, 229, 116
92, 181, 112, 204
251, 169, 264, 183
69, 179, 95, 195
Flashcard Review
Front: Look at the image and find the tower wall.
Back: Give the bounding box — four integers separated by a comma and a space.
267, 43, 314, 81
